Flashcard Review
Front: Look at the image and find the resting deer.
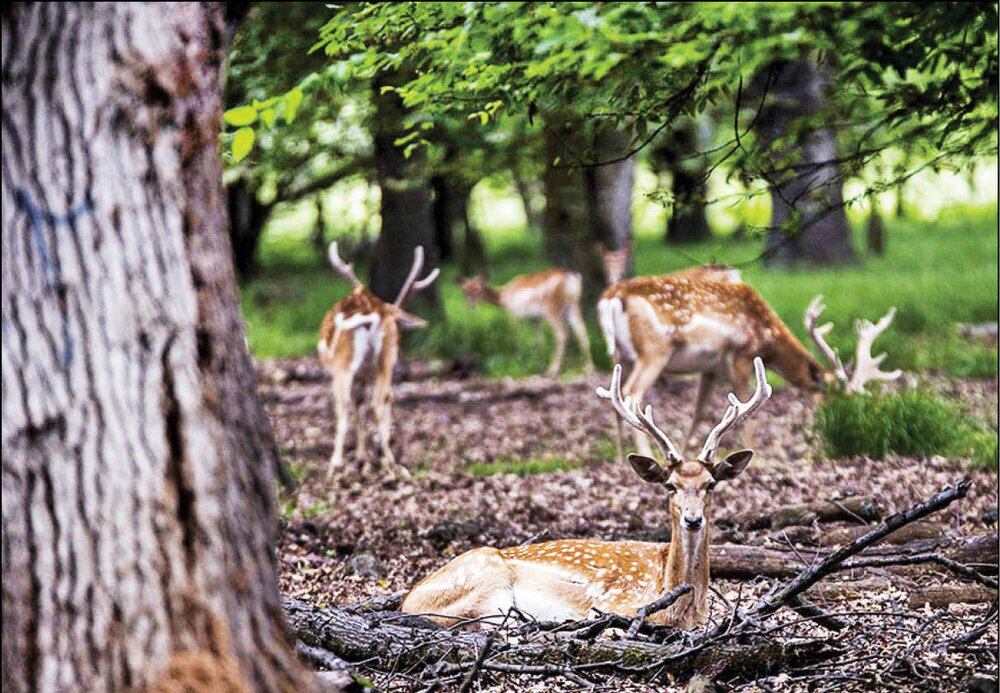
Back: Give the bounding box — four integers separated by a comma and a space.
318, 242, 439, 477
400, 358, 771, 628
598, 276, 898, 456
458, 270, 593, 375
596, 241, 742, 287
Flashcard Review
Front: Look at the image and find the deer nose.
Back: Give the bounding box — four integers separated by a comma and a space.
683, 515, 704, 531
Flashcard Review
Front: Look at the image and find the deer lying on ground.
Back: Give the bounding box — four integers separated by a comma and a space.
458, 270, 593, 375
596, 241, 742, 287
401, 358, 771, 628
318, 242, 439, 477
598, 275, 898, 456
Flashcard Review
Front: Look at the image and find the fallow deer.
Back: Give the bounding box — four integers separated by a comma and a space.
458, 270, 593, 375
596, 241, 742, 287
597, 276, 898, 456
400, 358, 771, 629
318, 242, 439, 477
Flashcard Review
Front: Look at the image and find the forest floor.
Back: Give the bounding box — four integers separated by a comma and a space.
264, 357, 999, 692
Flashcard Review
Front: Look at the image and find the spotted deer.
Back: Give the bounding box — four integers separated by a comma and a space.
595, 241, 742, 287
400, 358, 771, 628
597, 275, 898, 457
458, 270, 593, 375
318, 242, 439, 477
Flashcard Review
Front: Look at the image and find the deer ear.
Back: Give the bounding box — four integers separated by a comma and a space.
627, 454, 669, 484
711, 450, 754, 481
394, 309, 428, 330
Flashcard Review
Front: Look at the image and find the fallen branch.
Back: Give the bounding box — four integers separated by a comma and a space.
750, 480, 972, 619
730, 495, 884, 530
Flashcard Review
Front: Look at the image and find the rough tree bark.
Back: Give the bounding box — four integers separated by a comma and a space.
370, 71, 439, 305
755, 60, 857, 266
2, 4, 307, 691
655, 120, 712, 245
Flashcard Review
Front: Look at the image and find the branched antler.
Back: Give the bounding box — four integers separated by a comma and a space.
328, 241, 362, 288
698, 357, 772, 463
394, 246, 441, 307
596, 364, 682, 464
805, 295, 848, 383
847, 309, 902, 393
806, 295, 901, 394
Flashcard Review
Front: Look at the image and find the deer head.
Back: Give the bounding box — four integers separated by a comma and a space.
596, 241, 633, 286
596, 357, 772, 531
455, 275, 497, 308
328, 241, 439, 329
805, 295, 901, 395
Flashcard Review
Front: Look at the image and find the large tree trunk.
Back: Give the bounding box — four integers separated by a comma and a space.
543, 119, 603, 291
2, 5, 307, 692
227, 178, 271, 278
585, 127, 635, 264
755, 60, 857, 266
655, 121, 712, 245
370, 72, 439, 305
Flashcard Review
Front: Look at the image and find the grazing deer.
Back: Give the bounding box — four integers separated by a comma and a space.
458, 270, 593, 375
400, 358, 771, 629
318, 242, 439, 477
597, 276, 897, 456
595, 241, 742, 287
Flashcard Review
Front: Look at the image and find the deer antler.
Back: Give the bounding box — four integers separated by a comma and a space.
846, 308, 901, 394
805, 295, 847, 383
597, 364, 682, 464
328, 241, 362, 288
394, 246, 441, 307
698, 357, 772, 463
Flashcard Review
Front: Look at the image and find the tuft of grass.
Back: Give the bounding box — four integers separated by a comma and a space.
464, 456, 580, 476
815, 390, 997, 467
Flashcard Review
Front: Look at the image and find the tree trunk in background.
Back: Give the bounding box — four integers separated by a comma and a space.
513, 173, 543, 233
227, 178, 271, 278
543, 120, 602, 290
585, 128, 635, 263
867, 209, 886, 256
656, 121, 711, 245
370, 72, 439, 305
755, 60, 857, 266
430, 175, 456, 262
1, 5, 307, 692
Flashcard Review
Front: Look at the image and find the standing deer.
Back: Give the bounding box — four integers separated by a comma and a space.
598, 276, 898, 456
595, 241, 741, 286
458, 270, 593, 375
318, 242, 439, 477
400, 358, 771, 628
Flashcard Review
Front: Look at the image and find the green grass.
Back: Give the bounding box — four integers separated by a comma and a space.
241, 201, 998, 379
464, 456, 580, 476
815, 391, 998, 467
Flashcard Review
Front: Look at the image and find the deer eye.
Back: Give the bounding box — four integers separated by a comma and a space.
664, 483, 677, 494
706, 481, 717, 492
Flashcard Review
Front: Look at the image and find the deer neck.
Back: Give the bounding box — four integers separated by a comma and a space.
662, 515, 711, 625
764, 325, 822, 390
478, 284, 503, 307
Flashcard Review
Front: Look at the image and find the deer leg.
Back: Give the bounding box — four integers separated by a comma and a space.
684, 371, 717, 453
329, 369, 355, 476
622, 354, 671, 458
353, 380, 369, 470
566, 304, 594, 373
545, 315, 567, 376
372, 359, 410, 480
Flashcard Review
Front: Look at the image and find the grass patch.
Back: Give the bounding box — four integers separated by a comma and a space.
815, 390, 998, 467
464, 456, 580, 476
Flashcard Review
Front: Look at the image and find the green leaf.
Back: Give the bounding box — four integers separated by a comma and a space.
223, 105, 258, 127
231, 127, 255, 162
259, 108, 277, 128
284, 87, 303, 124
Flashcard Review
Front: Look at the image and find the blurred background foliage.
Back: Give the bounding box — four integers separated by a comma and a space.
225, 2, 998, 381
